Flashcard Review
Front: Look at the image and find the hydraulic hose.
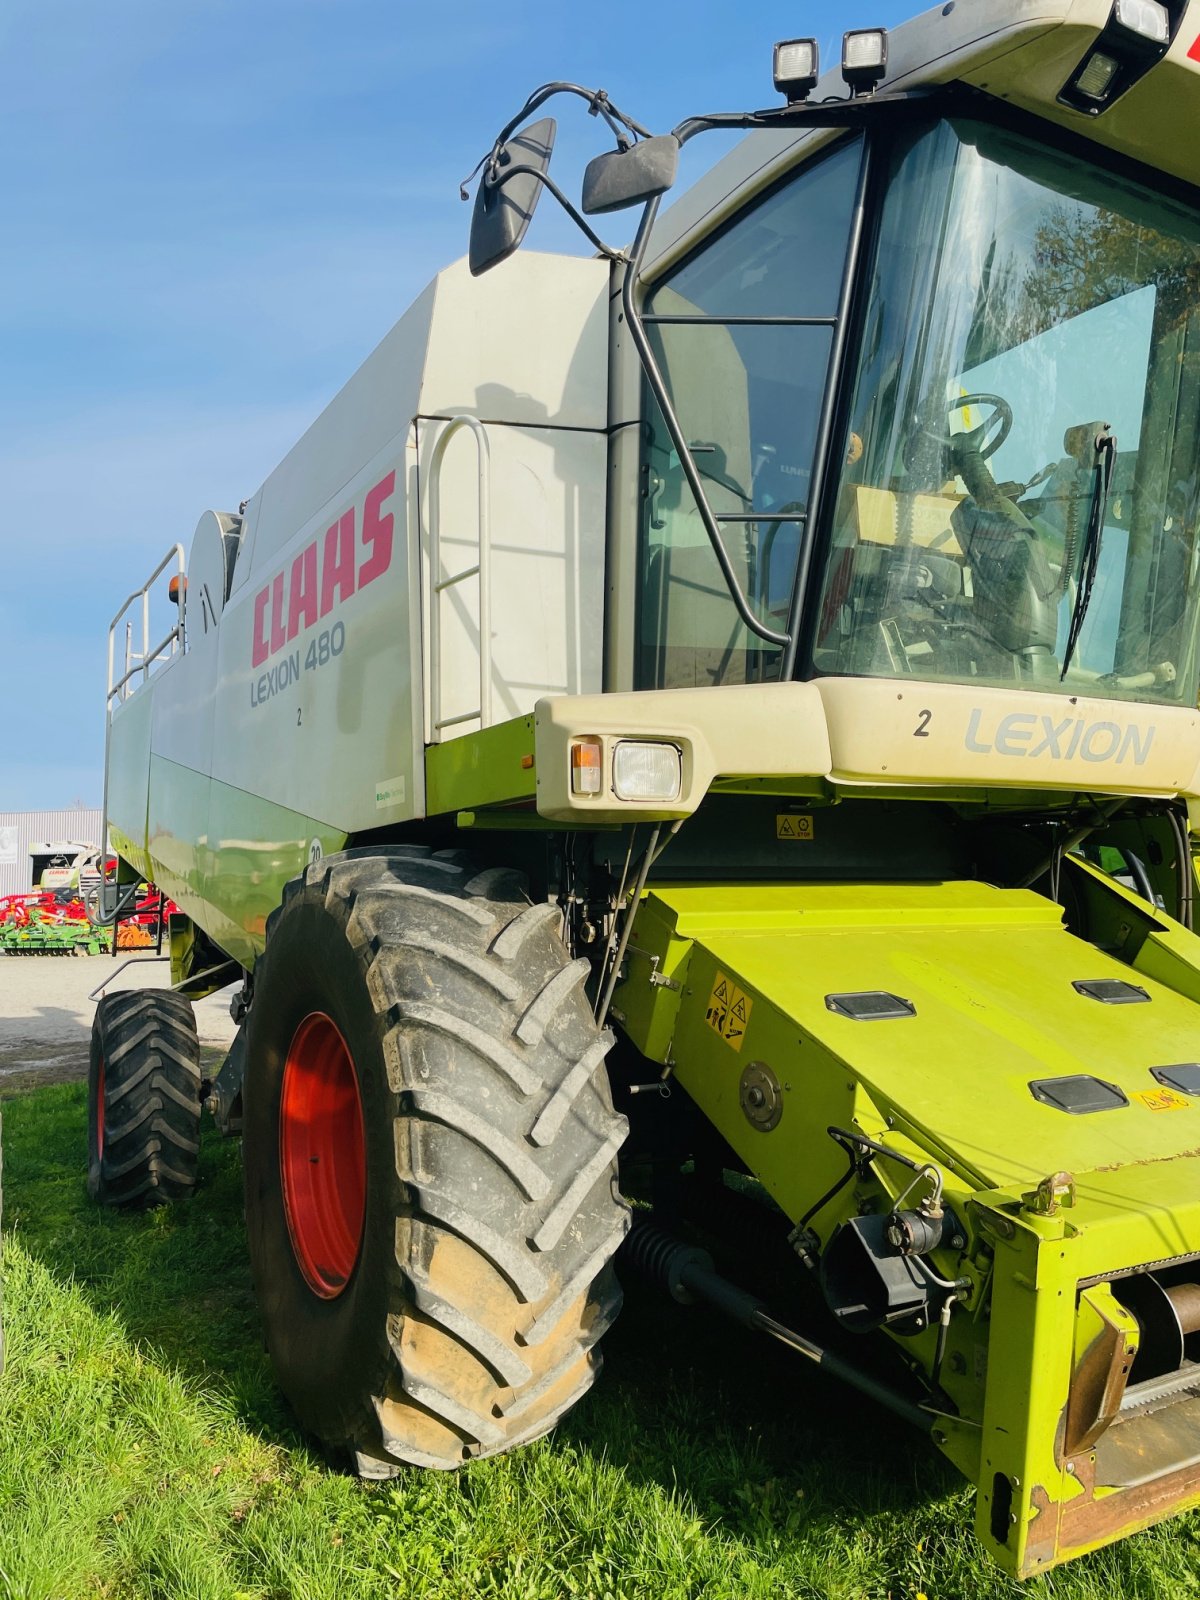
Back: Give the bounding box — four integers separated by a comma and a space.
623, 1220, 934, 1433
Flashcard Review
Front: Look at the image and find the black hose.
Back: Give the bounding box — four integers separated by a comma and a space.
1015, 797, 1126, 890
1120, 850, 1157, 910
623, 1220, 934, 1433
1168, 806, 1194, 931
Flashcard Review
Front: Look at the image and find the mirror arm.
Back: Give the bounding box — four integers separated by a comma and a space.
492, 81, 650, 155
485, 164, 625, 260
467, 84, 942, 636
619, 193, 791, 649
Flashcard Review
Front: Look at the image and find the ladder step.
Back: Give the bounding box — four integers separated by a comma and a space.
434, 564, 481, 592
435, 708, 483, 730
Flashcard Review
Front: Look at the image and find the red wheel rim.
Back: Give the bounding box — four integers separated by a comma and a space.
280, 1012, 366, 1299
96, 1055, 105, 1159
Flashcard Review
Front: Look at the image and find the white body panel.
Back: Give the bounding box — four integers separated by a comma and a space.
108, 249, 610, 916
419, 418, 606, 740
217, 254, 609, 838
212, 431, 419, 831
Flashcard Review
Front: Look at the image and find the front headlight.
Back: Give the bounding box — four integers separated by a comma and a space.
611, 740, 682, 802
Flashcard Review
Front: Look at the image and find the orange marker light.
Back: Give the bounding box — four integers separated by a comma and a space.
570, 738, 603, 796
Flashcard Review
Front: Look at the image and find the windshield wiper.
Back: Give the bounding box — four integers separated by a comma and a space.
1060, 426, 1116, 680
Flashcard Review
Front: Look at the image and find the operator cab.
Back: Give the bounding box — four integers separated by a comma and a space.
636, 113, 1200, 705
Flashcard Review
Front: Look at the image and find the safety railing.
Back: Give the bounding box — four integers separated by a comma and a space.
106, 544, 187, 707
426, 415, 493, 739
94, 544, 187, 925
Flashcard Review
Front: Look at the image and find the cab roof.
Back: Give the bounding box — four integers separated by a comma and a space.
646, 0, 1200, 279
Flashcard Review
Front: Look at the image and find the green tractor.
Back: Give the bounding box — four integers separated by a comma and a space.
95, 0, 1200, 1575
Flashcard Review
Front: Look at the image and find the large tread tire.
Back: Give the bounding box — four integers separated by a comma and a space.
243, 845, 630, 1471
88, 990, 202, 1206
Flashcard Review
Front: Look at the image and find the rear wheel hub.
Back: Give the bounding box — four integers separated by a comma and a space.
280, 1012, 366, 1298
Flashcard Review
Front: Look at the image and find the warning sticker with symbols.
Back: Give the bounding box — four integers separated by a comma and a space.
705, 970, 753, 1051
776, 814, 814, 841
1133, 1087, 1191, 1113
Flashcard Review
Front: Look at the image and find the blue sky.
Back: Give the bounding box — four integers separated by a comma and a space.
0, 0, 913, 810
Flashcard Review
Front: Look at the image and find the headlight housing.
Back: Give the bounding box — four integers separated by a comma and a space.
611, 740, 682, 802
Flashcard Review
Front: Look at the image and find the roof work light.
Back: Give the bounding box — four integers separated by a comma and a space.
842, 29, 888, 94
1113, 0, 1170, 43
1060, 0, 1175, 112
1074, 51, 1122, 98
773, 38, 819, 102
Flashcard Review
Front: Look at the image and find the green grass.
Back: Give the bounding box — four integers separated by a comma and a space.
2, 1084, 1200, 1599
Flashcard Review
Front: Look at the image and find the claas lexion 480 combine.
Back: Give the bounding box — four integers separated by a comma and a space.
95, 0, 1200, 1575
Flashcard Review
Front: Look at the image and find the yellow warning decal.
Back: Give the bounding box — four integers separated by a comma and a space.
706, 970, 753, 1051
776, 814, 814, 841
1133, 1087, 1191, 1113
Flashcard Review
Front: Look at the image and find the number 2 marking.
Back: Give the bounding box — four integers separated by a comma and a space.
914, 709, 932, 738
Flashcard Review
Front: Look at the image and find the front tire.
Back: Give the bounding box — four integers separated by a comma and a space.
243, 846, 629, 1471
88, 989, 202, 1206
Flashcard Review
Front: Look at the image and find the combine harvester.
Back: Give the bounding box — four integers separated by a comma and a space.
96, 0, 1200, 1575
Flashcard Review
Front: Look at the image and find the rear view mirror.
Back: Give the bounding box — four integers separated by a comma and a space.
581, 135, 680, 215
469, 117, 557, 276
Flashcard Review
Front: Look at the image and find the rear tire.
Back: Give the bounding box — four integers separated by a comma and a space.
88, 990, 202, 1206
243, 845, 630, 1471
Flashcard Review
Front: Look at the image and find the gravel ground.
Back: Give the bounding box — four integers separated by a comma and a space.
0, 953, 239, 1094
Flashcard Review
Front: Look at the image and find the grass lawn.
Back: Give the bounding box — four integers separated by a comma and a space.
2, 1082, 1199, 1599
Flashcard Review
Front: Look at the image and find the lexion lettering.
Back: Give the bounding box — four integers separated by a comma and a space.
964, 708, 1155, 766
250, 651, 301, 706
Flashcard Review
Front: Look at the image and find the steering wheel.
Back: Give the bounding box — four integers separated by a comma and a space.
947, 392, 1013, 461
904, 391, 1014, 474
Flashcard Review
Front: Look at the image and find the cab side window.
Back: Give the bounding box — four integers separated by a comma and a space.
637, 138, 863, 690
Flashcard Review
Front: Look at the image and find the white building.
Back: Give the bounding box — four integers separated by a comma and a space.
0, 809, 103, 898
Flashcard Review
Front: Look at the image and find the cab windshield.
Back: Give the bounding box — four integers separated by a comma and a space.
813, 118, 1200, 705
